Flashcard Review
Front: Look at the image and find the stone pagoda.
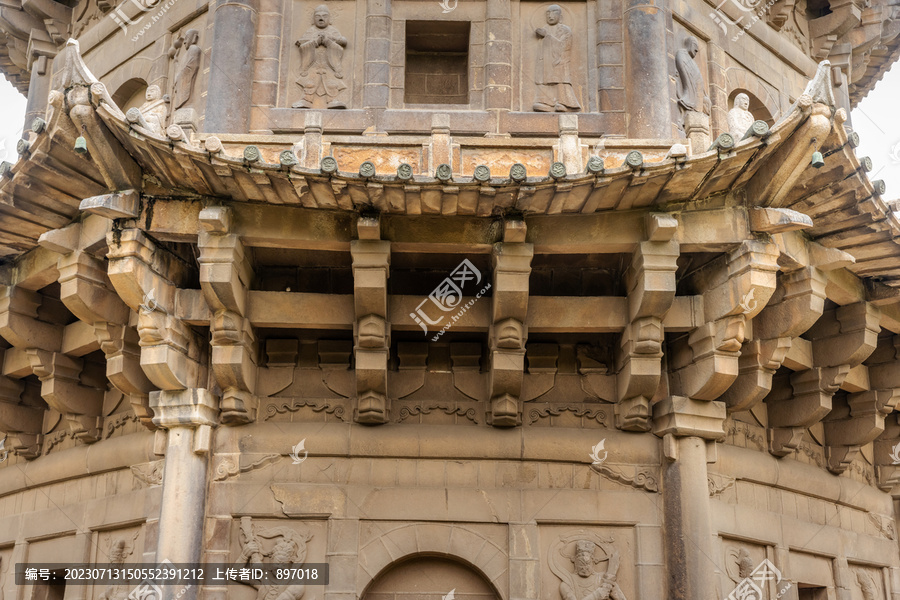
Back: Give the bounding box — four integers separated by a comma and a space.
0, 0, 899, 598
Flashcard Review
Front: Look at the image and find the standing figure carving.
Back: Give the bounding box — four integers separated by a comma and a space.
550, 533, 627, 600
137, 85, 169, 134
170, 29, 201, 110
533, 4, 581, 112
675, 36, 709, 117
675, 35, 711, 150
99, 533, 140, 600
726, 93, 754, 138
293, 5, 347, 109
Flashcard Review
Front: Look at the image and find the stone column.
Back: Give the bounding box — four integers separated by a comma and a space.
485, 0, 512, 114
151, 388, 218, 593
623, 0, 670, 138
653, 396, 726, 600
205, 0, 259, 133
363, 0, 391, 108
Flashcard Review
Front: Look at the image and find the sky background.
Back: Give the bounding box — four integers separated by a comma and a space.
0, 62, 897, 199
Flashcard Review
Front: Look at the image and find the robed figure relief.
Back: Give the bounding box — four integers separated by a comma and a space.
533, 4, 581, 112
293, 5, 347, 109
675, 35, 710, 119
170, 29, 201, 110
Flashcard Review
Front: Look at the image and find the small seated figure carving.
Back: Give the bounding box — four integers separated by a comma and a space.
727, 93, 755, 139
137, 85, 168, 134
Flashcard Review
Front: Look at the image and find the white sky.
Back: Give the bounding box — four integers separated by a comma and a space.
0, 62, 896, 199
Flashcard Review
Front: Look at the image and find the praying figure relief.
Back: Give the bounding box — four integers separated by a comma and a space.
170, 29, 201, 110
137, 85, 168, 134
726, 93, 754, 139
238, 516, 313, 600
550, 532, 627, 600
293, 5, 347, 109
533, 4, 581, 112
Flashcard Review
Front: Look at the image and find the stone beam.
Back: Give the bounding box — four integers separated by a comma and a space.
720, 267, 827, 413
350, 216, 391, 424
107, 228, 204, 391
198, 206, 257, 424
488, 220, 533, 427
138, 200, 754, 255
615, 240, 679, 431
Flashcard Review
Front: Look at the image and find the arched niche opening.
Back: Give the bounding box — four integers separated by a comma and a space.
728, 88, 775, 127
362, 555, 501, 600
112, 78, 148, 113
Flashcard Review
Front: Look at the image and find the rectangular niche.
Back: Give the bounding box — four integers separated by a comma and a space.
404, 21, 470, 105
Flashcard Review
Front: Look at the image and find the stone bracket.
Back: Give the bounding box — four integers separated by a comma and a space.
766, 364, 850, 440
199, 206, 257, 424
651, 396, 727, 441
721, 267, 827, 413
26, 349, 104, 442
807, 301, 880, 367
351, 233, 391, 424
107, 228, 203, 391
616, 241, 679, 431
488, 231, 533, 427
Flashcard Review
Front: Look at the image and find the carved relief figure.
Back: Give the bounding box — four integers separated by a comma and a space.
856, 570, 878, 600
550, 533, 627, 600
99, 533, 140, 600
238, 517, 313, 600
675, 36, 709, 116
727, 93, 754, 138
170, 29, 201, 109
533, 5, 581, 112
137, 85, 169, 134
293, 5, 347, 109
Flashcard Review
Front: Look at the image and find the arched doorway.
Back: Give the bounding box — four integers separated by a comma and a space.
362, 556, 501, 600
112, 77, 148, 112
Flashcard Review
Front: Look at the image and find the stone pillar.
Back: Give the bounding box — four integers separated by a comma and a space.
204, 0, 259, 133
151, 388, 218, 591
363, 0, 391, 109
24, 55, 53, 135
653, 396, 726, 600
623, 0, 670, 138
485, 0, 512, 114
